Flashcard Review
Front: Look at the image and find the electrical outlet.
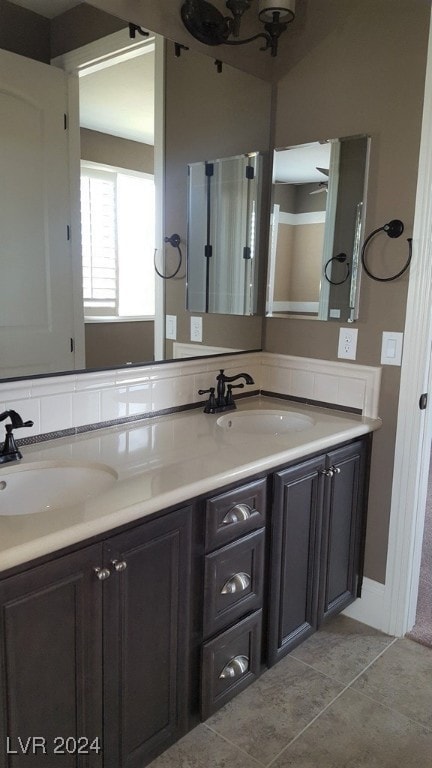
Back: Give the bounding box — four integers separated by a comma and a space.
338, 327, 358, 360
165, 315, 177, 340
190, 316, 203, 343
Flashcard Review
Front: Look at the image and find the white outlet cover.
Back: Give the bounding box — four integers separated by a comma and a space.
190, 316, 203, 343
165, 314, 177, 340
337, 327, 358, 360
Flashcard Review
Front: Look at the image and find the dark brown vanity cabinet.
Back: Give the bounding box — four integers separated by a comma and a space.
0, 544, 103, 768
267, 438, 369, 666
102, 507, 192, 768
0, 507, 192, 768
0, 435, 372, 765
200, 478, 266, 719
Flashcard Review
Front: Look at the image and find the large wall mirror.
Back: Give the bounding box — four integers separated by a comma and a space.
0, 1, 271, 381
266, 134, 370, 322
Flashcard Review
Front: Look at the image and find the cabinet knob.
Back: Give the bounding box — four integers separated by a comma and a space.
222, 503, 255, 526
320, 468, 334, 478
219, 655, 249, 679
94, 567, 111, 581
111, 559, 128, 573
332, 466, 341, 474
221, 572, 251, 595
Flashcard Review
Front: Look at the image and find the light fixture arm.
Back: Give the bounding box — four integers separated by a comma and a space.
180, 0, 295, 57
225, 0, 252, 37
260, 11, 290, 56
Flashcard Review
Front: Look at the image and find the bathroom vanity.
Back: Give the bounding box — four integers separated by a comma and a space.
0, 397, 378, 768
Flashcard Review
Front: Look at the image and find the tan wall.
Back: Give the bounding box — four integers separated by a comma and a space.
80, 128, 154, 174
85, 322, 154, 368
266, 0, 430, 583
50, 3, 126, 58
274, 223, 323, 303
163, 44, 272, 358
289, 224, 324, 302
274, 225, 294, 301
0, 0, 50, 62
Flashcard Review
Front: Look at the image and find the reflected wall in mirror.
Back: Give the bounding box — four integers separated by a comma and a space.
0, 1, 272, 381
266, 134, 370, 322
186, 152, 262, 316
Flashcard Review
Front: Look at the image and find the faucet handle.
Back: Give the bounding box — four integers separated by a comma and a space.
225, 383, 244, 407
198, 387, 217, 414
0, 410, 33, 430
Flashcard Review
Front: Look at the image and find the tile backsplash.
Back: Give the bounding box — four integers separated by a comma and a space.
0, 352, 381, 441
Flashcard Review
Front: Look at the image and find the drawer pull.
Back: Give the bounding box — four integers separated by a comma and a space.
222, 503, 255, 526
219, 655, 249, 680
221, 572, 251, 595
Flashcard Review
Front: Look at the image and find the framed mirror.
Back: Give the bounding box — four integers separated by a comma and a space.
266, 134, 370, 322
0, 1, 272, 381
186, 152, 262, 316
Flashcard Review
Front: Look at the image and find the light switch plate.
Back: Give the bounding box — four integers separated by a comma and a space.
381, 331, 403, 366
165, 315, 177, 340
190, 316, 203, 343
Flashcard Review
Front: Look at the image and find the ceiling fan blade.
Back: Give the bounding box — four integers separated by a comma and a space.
310, 181, 328, 195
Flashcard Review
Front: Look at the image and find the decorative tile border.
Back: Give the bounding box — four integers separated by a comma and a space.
1, 352, 381, 444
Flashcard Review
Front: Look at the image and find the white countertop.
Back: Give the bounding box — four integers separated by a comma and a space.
0, 396, 381, 573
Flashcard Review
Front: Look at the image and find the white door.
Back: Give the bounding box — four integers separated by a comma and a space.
0, 48, 76, 378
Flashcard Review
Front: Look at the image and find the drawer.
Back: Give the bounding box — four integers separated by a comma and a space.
203, 529, 265, 638
201, 609, 262, 720
205, 478, 267, 551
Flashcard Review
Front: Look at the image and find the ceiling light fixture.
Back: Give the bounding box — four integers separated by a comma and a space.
180, 0, 296, 57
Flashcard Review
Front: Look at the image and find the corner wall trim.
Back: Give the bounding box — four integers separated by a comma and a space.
342, 578, 388, 633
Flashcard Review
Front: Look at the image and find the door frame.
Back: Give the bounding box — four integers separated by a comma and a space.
52, 27, 165, 361
382, 9, 432, 637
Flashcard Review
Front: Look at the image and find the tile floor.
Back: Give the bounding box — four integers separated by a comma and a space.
149, 615, 432, 768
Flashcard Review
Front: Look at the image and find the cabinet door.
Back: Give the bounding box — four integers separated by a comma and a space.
319, 440, 367, 621
0, 545, 103, 768
268, 455, 325, 666
103, 507, 192, 768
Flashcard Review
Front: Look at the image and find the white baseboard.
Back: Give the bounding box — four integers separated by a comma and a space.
342, 578, 388, 633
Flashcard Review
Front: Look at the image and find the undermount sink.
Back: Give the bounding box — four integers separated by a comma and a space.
0, 460, 118, 516
216, 409, 315, 436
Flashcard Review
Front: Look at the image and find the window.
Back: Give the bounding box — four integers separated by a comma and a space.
81, 163, 155, 319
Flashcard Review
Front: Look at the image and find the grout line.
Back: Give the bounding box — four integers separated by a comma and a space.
288, 634, 396, 686
203, 723, 266, 767
264, 637, 399, 768
342, 685, 432, 733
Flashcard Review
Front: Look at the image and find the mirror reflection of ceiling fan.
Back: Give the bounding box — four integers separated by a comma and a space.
310, 166, 329, 194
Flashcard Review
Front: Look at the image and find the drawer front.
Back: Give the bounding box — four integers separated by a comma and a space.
201, 610, 262, 720
205, 478, 267, 551
203, 529, 265, 638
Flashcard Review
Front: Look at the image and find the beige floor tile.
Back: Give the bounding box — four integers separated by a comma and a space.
352, 636, 432, 729
204, 655, 343, 765
271, 687, 432, 768
290, 615, 394, 683
147, 724, 264, 768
